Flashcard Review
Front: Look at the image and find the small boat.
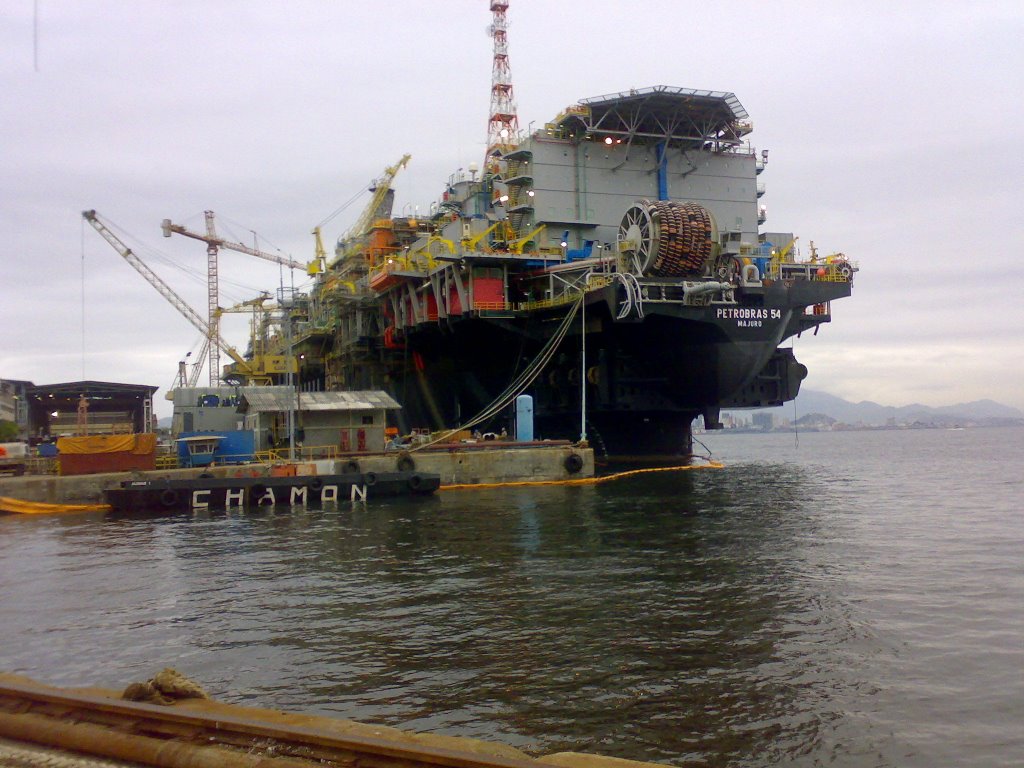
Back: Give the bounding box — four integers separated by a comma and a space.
104, 470, 440, 512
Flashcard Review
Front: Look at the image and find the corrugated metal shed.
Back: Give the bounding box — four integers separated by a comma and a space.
239, 390, 401, 413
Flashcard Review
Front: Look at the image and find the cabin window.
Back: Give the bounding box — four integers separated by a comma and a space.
361, 415, 374, 425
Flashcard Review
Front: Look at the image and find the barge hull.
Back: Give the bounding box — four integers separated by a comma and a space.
104, 472, 439, 513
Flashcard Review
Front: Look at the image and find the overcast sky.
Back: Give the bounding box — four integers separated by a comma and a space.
2, 1, 1022, 418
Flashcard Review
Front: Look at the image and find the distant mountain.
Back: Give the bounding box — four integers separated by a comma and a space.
926, 399, 1023, 419
153, 393, 1018, 431
727, 391, 1024, 426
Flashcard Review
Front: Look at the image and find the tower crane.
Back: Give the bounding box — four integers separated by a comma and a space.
161, 213, 306, 270
169, 293, 272, 396
82, 210, 278, 387
160, 211, 307, 382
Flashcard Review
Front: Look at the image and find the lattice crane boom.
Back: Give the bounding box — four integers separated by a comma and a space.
188, 337, 210, 387
82, 210, 255, 380
344, 154, 411, 241
84, 210, 208, 334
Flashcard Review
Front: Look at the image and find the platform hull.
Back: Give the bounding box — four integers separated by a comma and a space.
361, 288, 833, 457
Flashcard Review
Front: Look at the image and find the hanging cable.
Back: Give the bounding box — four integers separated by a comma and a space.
80, 215, 86, 380
614, 271, 645, 320
317, 186, 370, 230
410, 295, 584, 450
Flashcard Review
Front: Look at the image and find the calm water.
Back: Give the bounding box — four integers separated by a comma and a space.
1, 427, 1021, 767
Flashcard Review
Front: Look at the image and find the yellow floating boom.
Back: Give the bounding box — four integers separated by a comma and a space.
0, 496, 111, 515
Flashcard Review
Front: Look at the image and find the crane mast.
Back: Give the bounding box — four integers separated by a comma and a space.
312, 226, 328, 274
161, 211, 305, 384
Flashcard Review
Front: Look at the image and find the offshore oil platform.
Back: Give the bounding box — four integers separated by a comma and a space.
89, 1, 856, 458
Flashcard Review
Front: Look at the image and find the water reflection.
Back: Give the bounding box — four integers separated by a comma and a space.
0, 463, 860, 765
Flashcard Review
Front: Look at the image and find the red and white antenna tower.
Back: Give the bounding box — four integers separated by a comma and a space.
485, 1, 519, 161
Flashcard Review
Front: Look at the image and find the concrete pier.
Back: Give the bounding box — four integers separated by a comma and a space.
0, 444, 594, 505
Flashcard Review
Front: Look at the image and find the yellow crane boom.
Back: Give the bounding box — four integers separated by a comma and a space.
346, 154, 411, 240
329, 154, 411, 268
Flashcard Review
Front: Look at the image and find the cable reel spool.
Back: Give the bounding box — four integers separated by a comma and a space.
617, 200, 718, 277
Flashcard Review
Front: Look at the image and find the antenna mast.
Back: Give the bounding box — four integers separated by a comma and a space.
485, 1, 519, 162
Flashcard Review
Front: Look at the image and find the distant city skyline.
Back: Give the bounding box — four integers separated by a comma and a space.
722, 388, 1024, 429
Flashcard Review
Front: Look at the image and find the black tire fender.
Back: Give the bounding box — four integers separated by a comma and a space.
397, 454, 415, 472
309, 477, 324, 492
407, 473, 424, 491
363, 471, 378, 487
564, 453, 584, 474
343, 459, 360, 474
159, 488, 179, 508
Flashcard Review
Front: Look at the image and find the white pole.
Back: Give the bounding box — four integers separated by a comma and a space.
580, 286, 587, 443
282, 273, 295, 462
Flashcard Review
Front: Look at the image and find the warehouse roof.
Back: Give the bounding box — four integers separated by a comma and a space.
238, 390, 401, 413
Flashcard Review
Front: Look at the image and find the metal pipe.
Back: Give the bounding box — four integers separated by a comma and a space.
0, 679, 546, 768
0, 711, 311, 768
